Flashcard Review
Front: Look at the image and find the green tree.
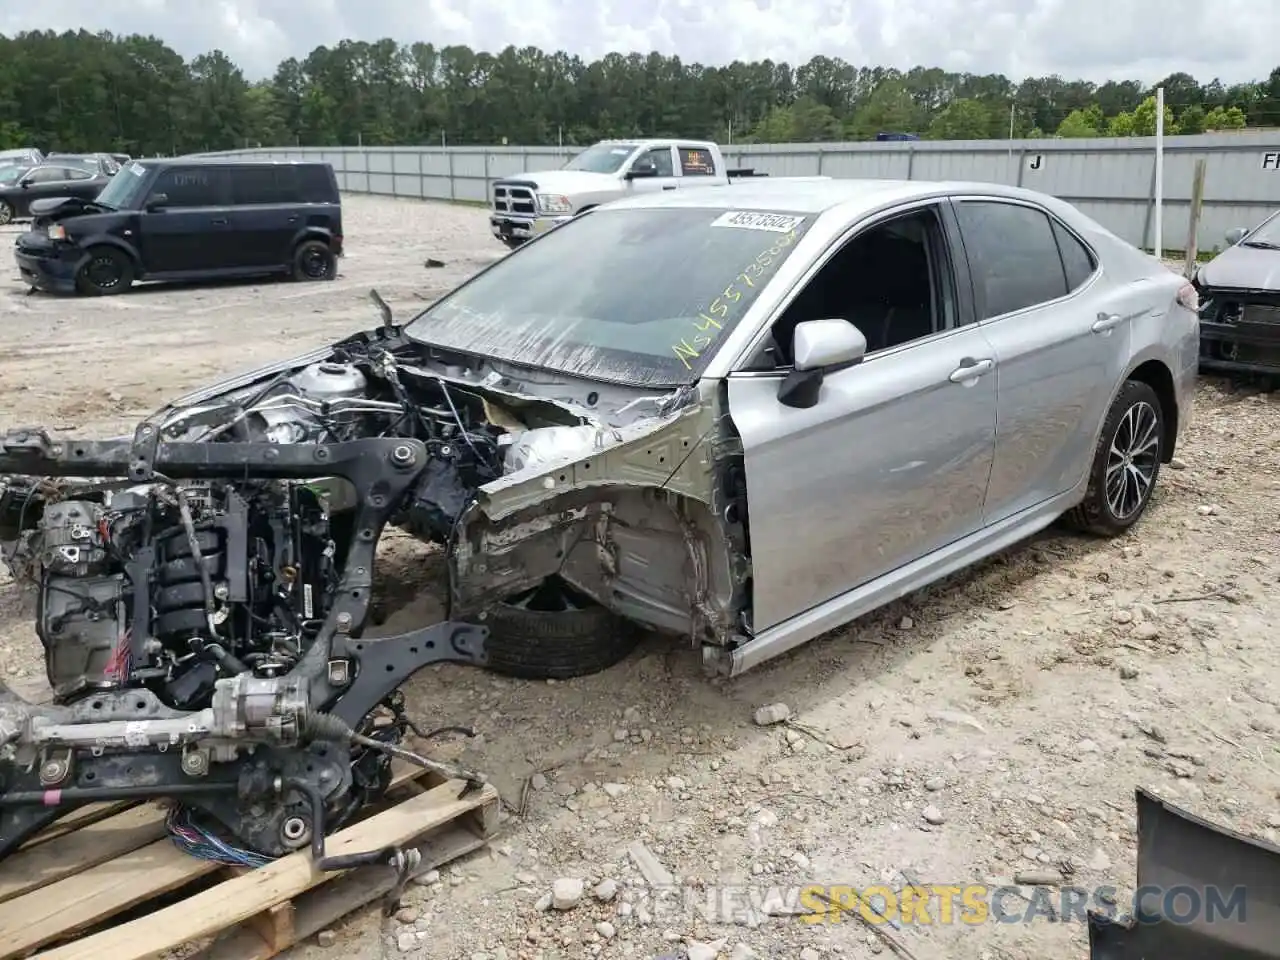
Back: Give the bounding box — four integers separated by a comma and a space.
1177, 104, 1206, 134
926, 98, 992, 139
1056, 105, 1105, 137
0, 30, 1267, 150
846, 80, 920, 139
1204, 105, 1247, 130
1131, 95, 1178, 136
1107, 111, 1136, 136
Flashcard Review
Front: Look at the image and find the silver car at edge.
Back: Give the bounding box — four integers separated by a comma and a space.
479, 178, 1200, 676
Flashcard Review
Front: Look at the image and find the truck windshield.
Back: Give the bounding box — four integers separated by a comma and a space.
92, 162, 150, 210
563, 143, 639, 174
404, 206, 816, 387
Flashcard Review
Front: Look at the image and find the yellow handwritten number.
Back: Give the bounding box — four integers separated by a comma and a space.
671, 229, 798, 370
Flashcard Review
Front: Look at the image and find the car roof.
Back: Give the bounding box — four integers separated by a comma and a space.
600, 178, 1060, 216
136, 157, 331, 169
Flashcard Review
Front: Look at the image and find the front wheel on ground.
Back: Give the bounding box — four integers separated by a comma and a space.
1064, 379, 1164, 536
74, 246, 135, 296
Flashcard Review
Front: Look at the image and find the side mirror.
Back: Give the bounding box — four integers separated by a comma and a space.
18, 178, 32, 189
1225, 227, 1248, 246
145, 193, 169, 211
624, 164, 659, 180
778, 319, 868, 409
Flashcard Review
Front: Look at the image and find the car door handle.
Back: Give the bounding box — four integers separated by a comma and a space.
662, 185, 677, 190
949, 358, 994, 383
1092, 313, 1122, 333
210, 217, 229, 225
287, 215, 299, 222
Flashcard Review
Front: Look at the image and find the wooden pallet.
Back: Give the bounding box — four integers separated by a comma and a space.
0, 762, 499, 960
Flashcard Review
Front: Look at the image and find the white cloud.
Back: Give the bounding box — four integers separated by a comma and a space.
2, 0, 1276, 86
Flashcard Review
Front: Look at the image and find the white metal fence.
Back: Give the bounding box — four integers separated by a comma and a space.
198, 132, 1280, 252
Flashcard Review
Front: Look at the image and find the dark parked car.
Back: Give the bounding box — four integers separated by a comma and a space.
14, 158, 343, 295
1193, 209, 1280, 376
0, 162, 112, 226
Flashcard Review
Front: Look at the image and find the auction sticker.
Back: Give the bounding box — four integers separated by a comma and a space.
710, 211, 805, 233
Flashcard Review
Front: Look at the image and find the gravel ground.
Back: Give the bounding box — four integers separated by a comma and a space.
1, 197, 1278, 960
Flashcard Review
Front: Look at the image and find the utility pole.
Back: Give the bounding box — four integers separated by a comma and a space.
1154, 86, 1165, 258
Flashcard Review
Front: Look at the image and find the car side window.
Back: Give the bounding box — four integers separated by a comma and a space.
230, 166, 291, 204
149, 167, 224, 207
679, 147, 716, 176
954, 200, 1069, 319
27, 167, 67, 183
640, 147, 674, 177
1052, 219, 1098, 291
747, 205, 957, 369
65, 167, 93, 181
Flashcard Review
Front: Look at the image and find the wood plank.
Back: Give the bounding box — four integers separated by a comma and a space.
0, 804, 168, 904
199, 822, 491, 960
19, 802, 138, 849
0, 839, 220, 960
38, 779, 498, 960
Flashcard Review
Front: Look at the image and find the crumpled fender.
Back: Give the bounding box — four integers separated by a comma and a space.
1088, 787, 1280, 960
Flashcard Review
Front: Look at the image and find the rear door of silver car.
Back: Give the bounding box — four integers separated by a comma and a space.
949, 197, 1134, 524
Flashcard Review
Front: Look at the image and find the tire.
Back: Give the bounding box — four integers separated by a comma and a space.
75, 246, 135, 296
292, 239, 336, 281
0, 201, 12, 226
478, 577, 641, 680
1064, 379, 1164, 536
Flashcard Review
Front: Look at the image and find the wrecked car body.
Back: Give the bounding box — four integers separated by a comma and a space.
0, 180, 1198, 862
1088, 787, 1280, 960
1193, 210, 1280, 376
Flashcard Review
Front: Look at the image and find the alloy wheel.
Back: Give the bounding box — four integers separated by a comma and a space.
0, 203, 11, 226
1104, 400, 1160, 520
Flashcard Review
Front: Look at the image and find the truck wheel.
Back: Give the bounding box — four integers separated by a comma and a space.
292, 239, 336, 281
1064, 379, 1164, 536
75, 246, 135, 296
478, 577, 641, 680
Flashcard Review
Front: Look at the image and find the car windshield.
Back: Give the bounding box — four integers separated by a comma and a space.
1242, 212, 1280, 248
92, 162, 150, 209
404, 205, 816, 386
563, 143, 639, 174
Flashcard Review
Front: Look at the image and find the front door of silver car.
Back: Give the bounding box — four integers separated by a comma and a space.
724, 201, 999, 634
950, 197, 1135, 525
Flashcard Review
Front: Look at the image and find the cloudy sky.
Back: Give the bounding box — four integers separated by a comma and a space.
2, 0, 1276, 85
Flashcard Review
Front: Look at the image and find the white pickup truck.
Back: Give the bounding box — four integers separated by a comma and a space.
488, 138, 762, 249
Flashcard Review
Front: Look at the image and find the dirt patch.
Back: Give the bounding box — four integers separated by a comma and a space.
1, 199, 1278, 960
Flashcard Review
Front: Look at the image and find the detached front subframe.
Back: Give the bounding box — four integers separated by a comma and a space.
0, 427, 490, 863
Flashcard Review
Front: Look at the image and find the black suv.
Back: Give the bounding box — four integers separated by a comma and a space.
14, 158, 343, 296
